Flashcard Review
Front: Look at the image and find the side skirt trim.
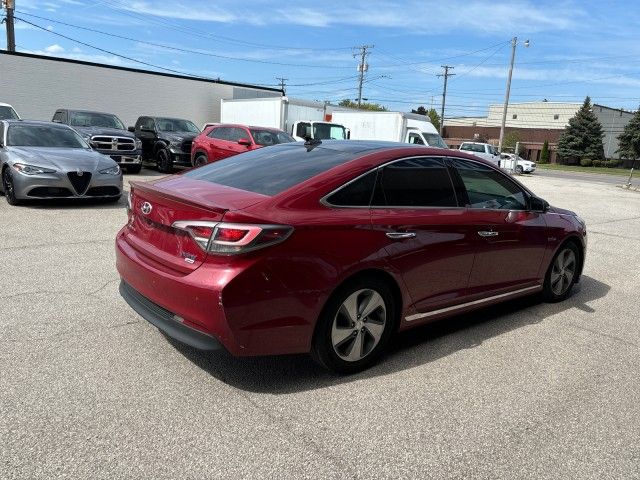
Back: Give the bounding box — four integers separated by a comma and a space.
405, 285, 542, 322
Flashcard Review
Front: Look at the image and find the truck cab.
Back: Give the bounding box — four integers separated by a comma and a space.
459, 142, 500, 165
406, 129, 449, 148
292, 121, 348, 141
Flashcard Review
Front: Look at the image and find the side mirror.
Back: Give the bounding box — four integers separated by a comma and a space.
128, 126, 135, 132
529, 196, 549, 212
238, 138, 252, 146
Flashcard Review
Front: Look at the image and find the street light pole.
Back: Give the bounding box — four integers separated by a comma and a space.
498, 37, 529, 153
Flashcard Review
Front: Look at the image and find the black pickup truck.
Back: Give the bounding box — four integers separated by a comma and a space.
130, 116, 200, 173
53, 109, 143, 173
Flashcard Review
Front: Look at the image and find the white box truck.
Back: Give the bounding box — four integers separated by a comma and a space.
220, 97, 348, 141
331, 110, 447, 148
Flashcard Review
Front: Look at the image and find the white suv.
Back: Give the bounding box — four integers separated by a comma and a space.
459, 142, 500, 165
0, 103, 20, 120
500, 153, 536, 174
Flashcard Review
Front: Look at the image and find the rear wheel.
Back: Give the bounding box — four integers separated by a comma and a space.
193, 154, 208, 167
127, 164, 142, 174
2, 167, 21, 206
543, 242, 579, 302
311, 278, 396, 373
156, 148, 173, 173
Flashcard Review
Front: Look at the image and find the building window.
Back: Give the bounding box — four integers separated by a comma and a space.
553, 114, 559, 120
512, 114, 518, 119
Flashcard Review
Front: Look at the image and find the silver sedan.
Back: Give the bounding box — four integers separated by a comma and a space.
0, 120, 123, 205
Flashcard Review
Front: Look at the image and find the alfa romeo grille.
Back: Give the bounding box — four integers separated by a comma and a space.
67, 172, 92, 195
91, 136, 136, 151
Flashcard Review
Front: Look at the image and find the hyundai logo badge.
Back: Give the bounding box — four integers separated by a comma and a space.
141, 202, 152, 215
76, 168, 83, 176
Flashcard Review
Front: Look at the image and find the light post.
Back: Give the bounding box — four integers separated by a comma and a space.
498, 37, 530, 153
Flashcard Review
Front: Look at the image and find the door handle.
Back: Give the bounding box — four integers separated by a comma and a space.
478, 230, 499, 237
386, 231, 416, 240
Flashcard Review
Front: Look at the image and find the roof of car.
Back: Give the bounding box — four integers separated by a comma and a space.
2, 119, 72, 127
0, 102, 14, 107
61, 109, 120, 116
209, 123, 286, 132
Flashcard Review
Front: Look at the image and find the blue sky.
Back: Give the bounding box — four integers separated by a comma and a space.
6, 0, 640, 116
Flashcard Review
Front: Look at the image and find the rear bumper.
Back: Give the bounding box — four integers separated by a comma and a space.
119, 281, 222, 350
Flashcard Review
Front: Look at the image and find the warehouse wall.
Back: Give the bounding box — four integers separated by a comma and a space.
0, 52, 279, 129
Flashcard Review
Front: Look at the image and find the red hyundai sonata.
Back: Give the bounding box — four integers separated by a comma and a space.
117, 141, 587, 373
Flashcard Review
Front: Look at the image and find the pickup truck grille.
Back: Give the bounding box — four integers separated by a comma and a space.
181, 140, 193, 153
91, 136, 136, 152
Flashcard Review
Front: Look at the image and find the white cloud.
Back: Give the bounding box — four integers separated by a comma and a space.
44, 44, 65, 53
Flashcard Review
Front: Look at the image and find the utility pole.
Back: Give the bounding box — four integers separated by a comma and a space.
354, 44, 373, 108
498, 37, 529, 152
276, 77, 288, 95
437, 65, 455, 136
2, 0, 16, 52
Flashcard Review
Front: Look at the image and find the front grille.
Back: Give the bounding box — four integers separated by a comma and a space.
86, 186, 121, 197
67, 171, 92, 195
91, 136, 136, 152
28, 187, 73, 198
181, 140, 193, 153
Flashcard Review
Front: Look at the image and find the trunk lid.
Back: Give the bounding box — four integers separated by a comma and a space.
124, 176, 268, 273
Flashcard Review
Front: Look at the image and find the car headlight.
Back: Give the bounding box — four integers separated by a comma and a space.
99, 165, 121, 175
135, 138, 142, 149
13, 163, 56, 175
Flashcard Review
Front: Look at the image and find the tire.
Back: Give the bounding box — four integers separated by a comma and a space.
156, 148, 173, 173
311, 277, 396, 374
127, 164, 142, 174
543, 242, 580, 302
2, 167, 21, 206
193, 153, 208, 167
515, 165, 524, 174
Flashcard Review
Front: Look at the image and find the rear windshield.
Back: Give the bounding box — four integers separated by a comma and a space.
184, 144, 357, 196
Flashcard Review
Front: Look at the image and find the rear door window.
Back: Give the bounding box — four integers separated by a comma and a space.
372, 157, 457, 208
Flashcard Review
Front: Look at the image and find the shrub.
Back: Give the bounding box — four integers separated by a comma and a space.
580, 158, 593, 167
606, 159, 620, 168
592, 159, 603, 167
540, 140, 550, 164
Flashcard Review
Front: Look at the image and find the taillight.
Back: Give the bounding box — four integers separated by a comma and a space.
172, 221, 292, 255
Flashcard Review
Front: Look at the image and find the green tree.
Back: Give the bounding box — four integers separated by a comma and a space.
556, 96, 605, 164
503, 131, 521, 151
540, 140, 550, 163
617, 107, 640, 160
411, 106, 441, 131
338, 99, 387, 111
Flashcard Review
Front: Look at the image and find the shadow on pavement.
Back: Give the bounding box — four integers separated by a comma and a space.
166, 274, 610, 394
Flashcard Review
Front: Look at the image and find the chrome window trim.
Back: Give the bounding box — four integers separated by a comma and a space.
405, 285, 542, 322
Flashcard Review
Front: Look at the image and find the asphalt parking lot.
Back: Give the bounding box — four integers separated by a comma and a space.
1, 170, 639, 479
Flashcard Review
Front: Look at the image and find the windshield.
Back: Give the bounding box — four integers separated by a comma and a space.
0, 106, 19, 120
423, 133, 448, 149
313, 123, 347, 140
250, 129, 295, 146
7, 124, 88, 148
156, 118, 200, 133
70, 111, 125, 129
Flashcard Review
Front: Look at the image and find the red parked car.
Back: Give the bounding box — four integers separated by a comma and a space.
117, 141, 587, 373
190, 123, 295, 166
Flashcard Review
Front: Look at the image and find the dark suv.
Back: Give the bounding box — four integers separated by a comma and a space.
130, 116, 200, 173
53, 109, 143, 173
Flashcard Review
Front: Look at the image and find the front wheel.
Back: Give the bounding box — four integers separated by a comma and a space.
311, 278, 396, 373
2, 167, 21, 206
156, 148, 173, 173
515, 165, 524, 174
193, 154, 208, 167
543, 242, 579, 302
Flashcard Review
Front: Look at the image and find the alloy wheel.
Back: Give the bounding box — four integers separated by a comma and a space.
3, 168, 18, 205
331, 289, 387, 362
550, 248, 576, 296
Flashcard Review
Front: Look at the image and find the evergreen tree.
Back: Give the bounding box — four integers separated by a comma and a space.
540, 140, 550, 163
556, 96, 605, 163
617, 107, 640, 160
411, 106, 441, 131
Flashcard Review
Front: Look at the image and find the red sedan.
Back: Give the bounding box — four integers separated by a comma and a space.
117, 141, 587, 373
190, 123, 294, 166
